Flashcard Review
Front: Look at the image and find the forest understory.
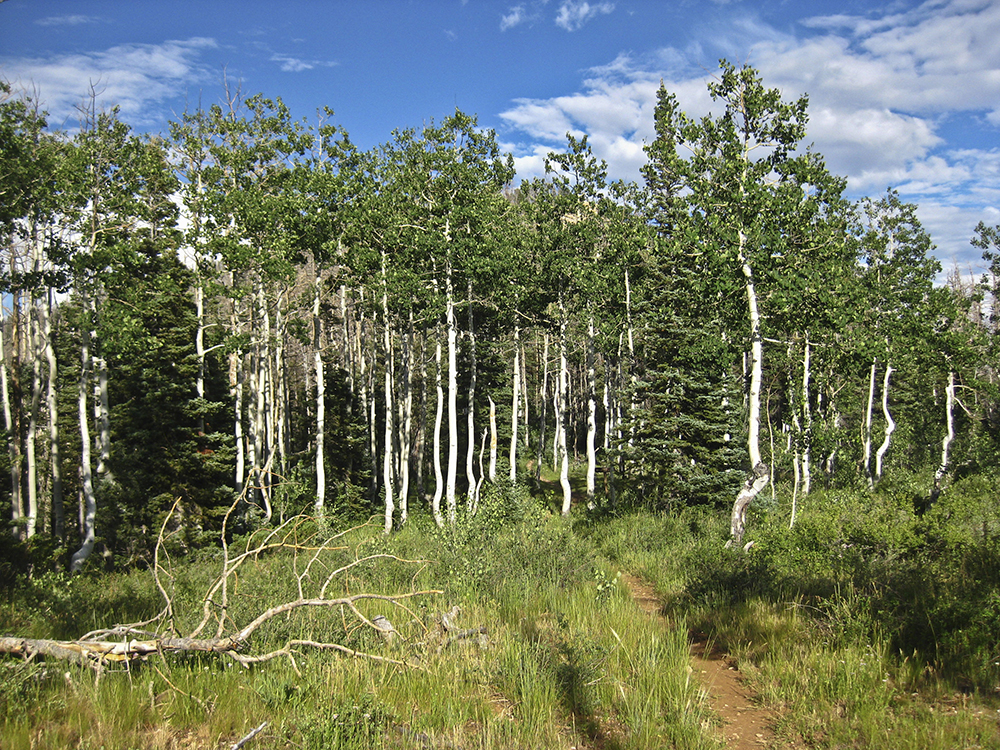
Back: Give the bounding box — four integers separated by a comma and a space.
3, 470, 1000, 749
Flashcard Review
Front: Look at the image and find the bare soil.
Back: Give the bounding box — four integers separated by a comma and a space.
621, 574, 779, 749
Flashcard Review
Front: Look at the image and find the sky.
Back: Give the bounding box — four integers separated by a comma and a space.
1, 0, 998, 275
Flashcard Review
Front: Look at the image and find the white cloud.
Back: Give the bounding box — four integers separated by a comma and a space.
270, 54, 338, 73
499, 0, 1000, 267
554, 1, 615, 32
500, 5, 529, 31
35, 15, 99, 27
0, 38, 217, 126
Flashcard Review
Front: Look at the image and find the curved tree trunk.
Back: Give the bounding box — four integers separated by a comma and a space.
863, 358, 877, 488
730, 230, 769, 547
874, 364, 895, 480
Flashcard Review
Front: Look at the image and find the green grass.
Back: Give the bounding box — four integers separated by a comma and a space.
4, 473, 1000, 749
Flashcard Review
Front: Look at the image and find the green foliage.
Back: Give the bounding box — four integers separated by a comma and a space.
678, 475, 1000, 693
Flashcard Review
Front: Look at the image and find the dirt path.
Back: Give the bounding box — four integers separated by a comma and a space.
621, 574, 778, 749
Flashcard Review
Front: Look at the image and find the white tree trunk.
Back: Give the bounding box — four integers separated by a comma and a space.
488, 394, 497, 483
730, 230, 769, 547
382, 256, 395, 534
465, 281, 477, 509
94, 354, 112, 486
71, 302, 97, 572
249, 285, 272, 523
431, 330, 445, 527
397, 317, 413, 525
933, 371, 955, 496
801, 339, 812, 496
472, 427, 488, 514
43, 290, 63, 538
874, 364, 895, 480
863, 358, 876, 488
195, 281, 206, 422
535, 333, 549, 482
0, 322, 20, 533
585, 314, 597, 505
313, 276, 326, 517
445, 256, 458, 525
509, 326, 520, 483
25, 302, 41, 538
558, 293, 572, 516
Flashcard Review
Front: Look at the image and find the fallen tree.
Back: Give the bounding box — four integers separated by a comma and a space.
0, 498, 442, 673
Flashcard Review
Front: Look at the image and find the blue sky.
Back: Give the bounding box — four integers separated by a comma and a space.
1, 0, 998, 274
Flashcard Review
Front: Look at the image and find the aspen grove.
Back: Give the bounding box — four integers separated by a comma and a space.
2, 63, 998, 570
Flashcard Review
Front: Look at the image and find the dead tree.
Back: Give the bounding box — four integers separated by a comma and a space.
0, 498, 442, 674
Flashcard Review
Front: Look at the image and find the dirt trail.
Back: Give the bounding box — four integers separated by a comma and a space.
621, 574, 778, 749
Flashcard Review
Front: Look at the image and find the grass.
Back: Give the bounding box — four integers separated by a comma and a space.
0, 483, 715, 750
3, 472, 1000, 748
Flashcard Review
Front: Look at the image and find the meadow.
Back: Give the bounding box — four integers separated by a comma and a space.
2, 473, 1000, 749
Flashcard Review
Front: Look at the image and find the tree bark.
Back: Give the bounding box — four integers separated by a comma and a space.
445, 254, 458, 525
585, 313, 597, 506
863, 358, 876, 488
729, 228, 769, 547
509, 326, 520, 483
932, 370, 955, 500
313, 276, 326, 517
558, 292, 572, 516
465, 280, 477, 509
874, 364, 895, 480
71, 293, 97, 572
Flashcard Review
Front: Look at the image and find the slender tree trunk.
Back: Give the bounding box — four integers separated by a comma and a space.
558, 292, 572, 516
520, 337, 529, 450
0, 322, 21, 534
252, 284, 272, 522
874, 364, 895, 480
397, 314, 413, 525
195, 280, 206, 432
863, 358, 877, 488
730, 228, 769, 547
932, 371, 955, 500
509, 326, 520, 483
535, 332, 549, 483
431, 325, 445, 527
313, 276, 326, 517
415, 331, 427, 502
488, 394, 497, 483
381, 253, 395, 534
94, 354, 111, 487
472, 427, 488, 514
43, 290, 63, 539
445, 253, 458, 525
71, 292, 97, 572
25, 301, 41, 538
801, 339, 812, 496
585, 313, 597, 505
789, 344, 801, 529
465, 281, 477, 509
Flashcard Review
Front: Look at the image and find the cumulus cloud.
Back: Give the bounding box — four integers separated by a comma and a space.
500, 5, 529, 31
499, 0, 1000, 266
555, 1, 615, 32
1, 38, 217, 126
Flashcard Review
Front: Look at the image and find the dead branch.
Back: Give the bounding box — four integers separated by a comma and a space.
1, 496, 443, 672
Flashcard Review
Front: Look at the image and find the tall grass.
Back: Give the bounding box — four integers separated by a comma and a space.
0, 483, 715, 750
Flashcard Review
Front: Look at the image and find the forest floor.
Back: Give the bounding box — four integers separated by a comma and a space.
621, 573, 781, 750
